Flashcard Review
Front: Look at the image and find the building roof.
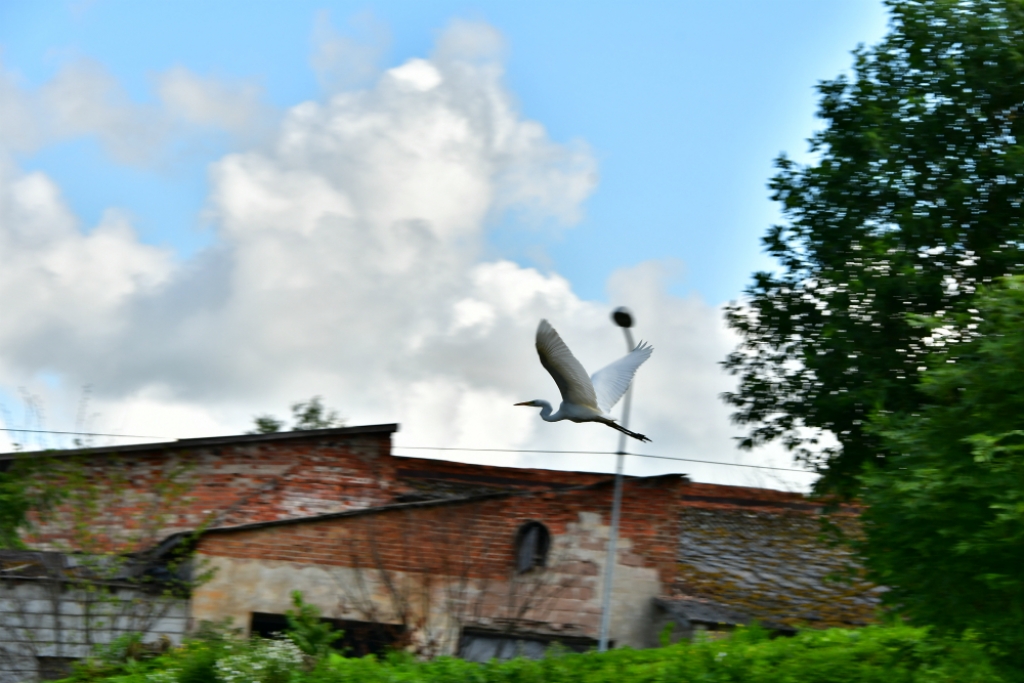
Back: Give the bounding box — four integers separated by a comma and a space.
388, 457, 615, 501
0, 423, 400, 461
673, 505, 882, 629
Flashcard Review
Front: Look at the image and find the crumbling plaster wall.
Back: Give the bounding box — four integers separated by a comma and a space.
193, 491, 673, 652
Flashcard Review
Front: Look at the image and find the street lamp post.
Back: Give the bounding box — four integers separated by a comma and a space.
598, 306, 636, 652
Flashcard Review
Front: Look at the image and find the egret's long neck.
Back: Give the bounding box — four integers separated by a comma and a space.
536, 400, 556, 422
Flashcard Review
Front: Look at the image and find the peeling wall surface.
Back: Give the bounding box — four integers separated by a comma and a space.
193, 479, 683, 652
194, 475, 882, 653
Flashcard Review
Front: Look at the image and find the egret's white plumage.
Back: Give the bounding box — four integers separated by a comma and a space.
516, 319, 653, 442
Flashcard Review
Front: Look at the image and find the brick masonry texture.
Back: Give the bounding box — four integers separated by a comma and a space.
193, 477, 684, 646
11, 426, 610, 551
6, 424, 881, 640
20, 429, 396, 549
197, 475, 686, 584
193, 473, 878, 644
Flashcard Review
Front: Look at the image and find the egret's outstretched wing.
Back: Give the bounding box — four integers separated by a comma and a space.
535, 320, 599, 409
591, 341, 653, 414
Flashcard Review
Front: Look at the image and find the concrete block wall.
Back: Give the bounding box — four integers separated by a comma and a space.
0, 581, 188, 683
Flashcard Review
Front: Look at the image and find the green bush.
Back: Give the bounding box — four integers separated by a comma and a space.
60, 624, 1014, 683
285, 590, 342, 659
311, 626, 1009, 683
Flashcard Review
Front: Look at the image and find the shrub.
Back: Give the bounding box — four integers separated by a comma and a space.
58, 624, 1013, 683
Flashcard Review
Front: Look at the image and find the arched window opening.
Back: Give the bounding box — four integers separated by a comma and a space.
514, 521, 550, 574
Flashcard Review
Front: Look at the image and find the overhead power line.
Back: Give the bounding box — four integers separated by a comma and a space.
622, 451, 815, 474
0, 428, 169, 439
0, 427, 816, 475
391, 445, 816, 474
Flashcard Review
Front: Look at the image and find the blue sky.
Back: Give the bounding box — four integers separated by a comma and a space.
0, 1, 889, 485
2, 0, 888, 304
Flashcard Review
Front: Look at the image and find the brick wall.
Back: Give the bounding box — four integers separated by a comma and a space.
191, 474, 878, 649
9, 425, 615, 552
19, 427, 396, 550
3, 424, 878, 650
198, 474, 686, 582
192, 475, 690, 651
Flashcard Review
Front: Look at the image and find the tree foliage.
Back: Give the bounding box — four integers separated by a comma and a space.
0, 469, 39, 549
249, 397, 344, 434
723, 0, 1024, 495
859, 276, 1024, 667
0, 457, 65, 548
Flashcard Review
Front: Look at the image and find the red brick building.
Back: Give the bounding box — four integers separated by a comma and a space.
6, 424, 604, 550
1, 424, 881, 658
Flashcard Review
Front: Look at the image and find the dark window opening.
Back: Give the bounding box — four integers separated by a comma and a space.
250, 612, 406, 657
458, 627, 598, 662
37, 656, 77, 681
515, 521, 550, 573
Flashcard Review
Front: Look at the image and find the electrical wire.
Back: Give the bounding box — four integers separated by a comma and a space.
391, 445, 816, 474
0, 426, 816, 475
0, 427, 170, 439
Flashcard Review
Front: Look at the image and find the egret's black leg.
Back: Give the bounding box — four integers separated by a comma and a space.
602, 419, 651, 443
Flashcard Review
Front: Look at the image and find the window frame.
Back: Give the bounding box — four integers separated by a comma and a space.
514, 521, 550, 574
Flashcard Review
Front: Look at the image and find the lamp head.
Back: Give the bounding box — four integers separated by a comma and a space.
612, 307, 634, 328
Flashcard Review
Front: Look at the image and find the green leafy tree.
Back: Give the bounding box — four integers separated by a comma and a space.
290, 396, 342, 431
249, 396, 343, 434
724, 0, 1024, 495
249, 415, 286, 435
859, 276, 1024, 667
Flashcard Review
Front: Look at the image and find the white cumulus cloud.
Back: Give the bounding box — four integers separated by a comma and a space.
310, 10, 390, 92
0, 59, 275, 162
156, 66, 274, 138
0, 22, 806, 489
0, 158, 172, 382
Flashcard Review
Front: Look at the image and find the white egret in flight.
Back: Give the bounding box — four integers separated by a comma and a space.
515, 319, 653, 442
